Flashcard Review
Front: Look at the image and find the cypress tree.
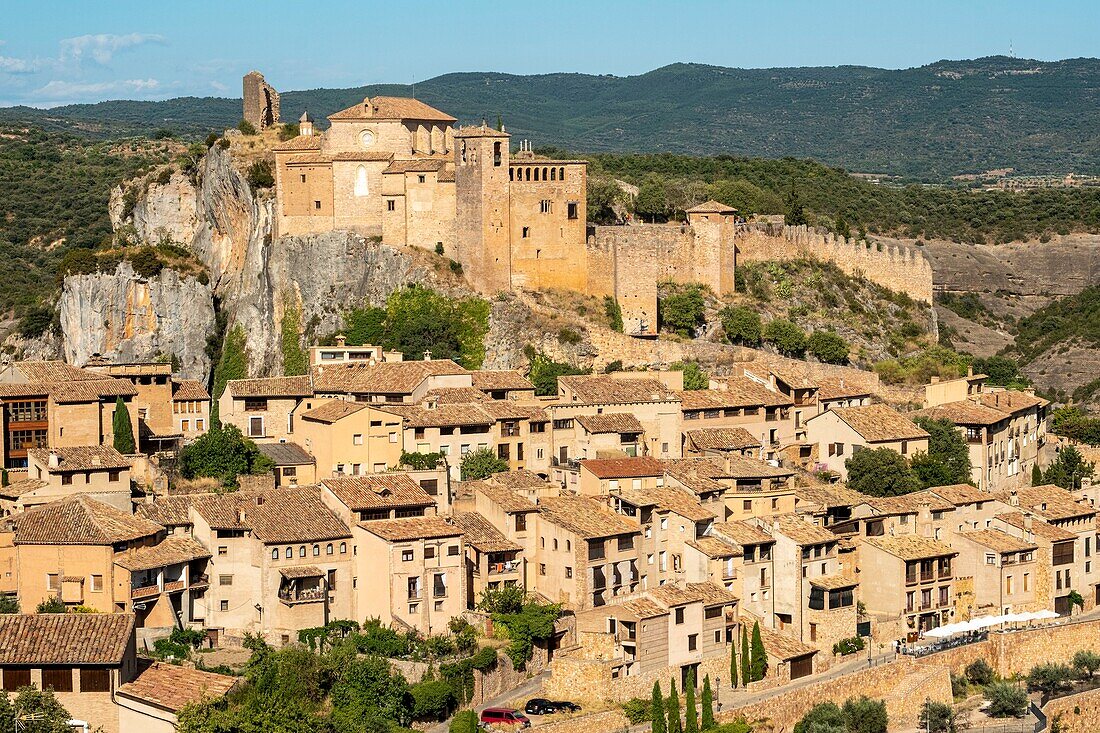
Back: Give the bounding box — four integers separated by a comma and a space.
667, 678, 682, 733
740, 626, 751, 685
730, 638, 739, 688
684, 669, 698, 733
750, 621, 767, 682
112, 397, 136, 454
651, 681, 666, 733
1031, 463, 1043, 486
701, 674, 714, 731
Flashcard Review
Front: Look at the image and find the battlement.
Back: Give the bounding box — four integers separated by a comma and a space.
737, 223, 933, 302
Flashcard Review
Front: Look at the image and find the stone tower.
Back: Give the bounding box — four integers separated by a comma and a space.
454, 125, 512, 293
685, 200, 737, 296
242, 71, 280, 130
299, 111, 314, 137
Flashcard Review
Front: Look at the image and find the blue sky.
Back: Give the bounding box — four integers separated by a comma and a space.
2, 0, 1097, 107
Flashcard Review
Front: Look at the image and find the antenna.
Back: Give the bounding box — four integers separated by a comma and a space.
1009, 39, 1015, 58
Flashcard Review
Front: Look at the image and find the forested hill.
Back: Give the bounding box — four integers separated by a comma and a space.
3, 56, 1100, 180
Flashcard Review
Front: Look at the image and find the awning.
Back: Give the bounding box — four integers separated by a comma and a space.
279, 565, 324, 579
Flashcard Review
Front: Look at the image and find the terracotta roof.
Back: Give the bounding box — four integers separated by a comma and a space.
580, 456, 665, 479
915, 401, 1010, 427
330, 151, 396, 162
769, 368, 818, 391
995, 512, 1076, 542
359, 516, 462, 542
299, 399, 368, 423
619, 487, 717, 522
959, 529, 1037, 553
975, 390, 1049, 414
478, 401, 547, 422
558, 376, 679, 405
862, 534, 956, 561
313, 359, 468, 395
686, 536, 742, 558
455, 125, 510, 138
576, 413, 644, 434
816, 376, 872, 400
422, 387, 488, 404
769, 514, 838, 545
793, 483, 866, 510
485, 469, 550, 491
663, 457, 792, 493
282, 152, 333, 165
247, 487, 351, 544
0, 477, 46, 500
616, 597, 667, 619
649, 581, 739, 607
708, 376, 793, 408
471, 370, 535, 392
321, 474, 435, 511
136, 496, 195, 527
385, 403, 494, 428
272, 135, 323, 151
685, 427, 760, 452
438, 169, 455, 183
383, 159, 448, 174
27, 445, 130, 473
452, 512, 523, 553
818, 404, 930, 442
760, 625, 818, 660
921, 484, 991, 507
10, 361, 110, 383
474, 482, 538, 513
0, 613, 135, 665
537, 495, 641, 539
227, 375, 313, 398
712, 521, 774, 547
173, 379, 210, 401
256, 442, 315, 466
13, 496, 162, 545
1000, 486, 1096, 522
686, 200, 736, 214
809, 574, 859, 590
117, 660, 237, 711
861, 493, 955, 516
279, 565, 324, 579
328, 96, 456, 122
114, 536, 212, 571
0, 364, 138, 403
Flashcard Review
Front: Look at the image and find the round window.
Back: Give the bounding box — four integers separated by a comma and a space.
359, 130, 375, 147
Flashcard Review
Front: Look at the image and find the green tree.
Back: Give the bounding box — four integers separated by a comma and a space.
749, 621, 766, 682
1042, 445, 1095, 489
238, 119, 257, 135
589, 177, 624, 224
0, 687, 78, 733
477, 585, 526, 615
36, 596, 66, 613
671, 361, 709, 390
1072, 650, 1100, 679
684, 670, 698, 733
845, 448, 921, 497
1027, 663, 1075, 700
972, 355, 1029, 388
635, 176, 669, 222
918, 700, 956, 733
0, 595, 18, 613
965, 659, 995, 686
491, 600, 562, 669
604, 295, 624, 332
460, 447, 509, 480
450, 710, 478, 733
984, 681, 1028, 718
763, 319, 807, 356
842, 697, 887, 733
178, 424, 275, 488
1067, 589, 1085, 614
659, 285, 706, 337
806, 330, 849, 364
700, 675, 714, 731
342, 306, 387, 346
410, 679, 455, 721
666, 679, 682, 733
730, 638, 739, 688
793, 702, 845, 733
329, 655, 412, 729
112, 396, 136, 454
247, 160, 274, 189
128, 246, 164, 278
911, 417, 972, 488
527, 351, 586, 396
1032, 463, 1044, 486
784, 186, 808, 227
739, 626, 750, 686
720, 306, 762, 346
651, 681, 667, 733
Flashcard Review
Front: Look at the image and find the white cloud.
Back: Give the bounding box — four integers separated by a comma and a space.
0, 40, 40, 74
59, 33, 165, 66
209, 80, 228, 92
32, 78, 161, 102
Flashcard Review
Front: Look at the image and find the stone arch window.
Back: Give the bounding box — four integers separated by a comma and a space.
340, 542, 347, 554
542, 167, 548, 181
559, 167, 566, 181
299, 546, 306, 557
313, 544, 320, 556
493, 141, 502, 167
271, 548, 278, 560
285, 547, 292, 558
525, 167, 531, 181
550, 167, 556, 181
354, 165, 369, 197
326, 543, 334, 555
509, 168, 514, 181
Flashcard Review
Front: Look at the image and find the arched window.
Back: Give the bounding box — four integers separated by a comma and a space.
299, 546, 306, 557
285, 547, 292, 558
340, 542, 347, 554
560, 167, 566, 181
543, 167, 548, 181
525, 167, 531, 181
534, 167, 540, 181
550, 167, 556, 181
313, 544, 320, 556
509, 168, 514, 181
326, 543, 334, 555
271, 548, 278, 560
354, 165, 369, 197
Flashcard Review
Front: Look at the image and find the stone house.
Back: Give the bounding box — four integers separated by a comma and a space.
709, 521, 776, 627
803, 403, 930, 480
683, 426, 762, 459
171, 379, 211, 442
790, 482, 866, 528
293, 399, 404, 476
116, 660, 238, 733
219, 375, 314, 442
307, 337, 403, 368
318, 473, 437, 526
576, 456, 666, 496
683, 377, 795, 462
664, 455, 797, 522
683, 535, 742, 592
354, 516, 466, 635
992, 512, 1085, 616
451, 511, 523, 607
858, 535, 957, 638
22, 445, 132, 512
951, 529, 1038, 617
470, 370, 537, 401
256, 441, 317, 487
923, 370, 988, 407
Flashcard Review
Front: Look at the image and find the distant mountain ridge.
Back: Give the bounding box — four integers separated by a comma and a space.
3, 56, 1099, 180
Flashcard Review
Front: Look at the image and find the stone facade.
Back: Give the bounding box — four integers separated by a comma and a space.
917, 617, 1100, 677
1045, 686, 1100, 733
243, 71, 279, 130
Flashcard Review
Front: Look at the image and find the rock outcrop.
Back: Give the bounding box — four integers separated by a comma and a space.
110, 171, 200, 246
59, 262, 215, 379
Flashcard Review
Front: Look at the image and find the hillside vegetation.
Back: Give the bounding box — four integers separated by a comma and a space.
3, 57, 1100, 179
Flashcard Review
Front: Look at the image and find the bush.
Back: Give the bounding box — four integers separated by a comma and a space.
720, 305, 762, 345
950, 673, 968, 699
410, 679, 455, 720
1027, 663, 1075, 698
527, 351, 586, 396
1072, 650, 1100, 678
604, 296, 624, 332
217, 138, 230, 150
400, 451, 442, 470
238, 119, 257, 135
832, 636, 866, 656
845, 447, 920, 497
621, 697, 652, 724
247, 160, 275, 189
128, 246, 164, 279
0, 595, 19, 613
18, 306, 55, 338
449, 710, 478, 733
278, 123, 300, 141
177, 424, 275, 487
985, 682, 1028, 718
659, 285, 706, 337
918, 700, 956, 733
842, 697, 887, 733
794, 702, 845, 733
36, 596, 66, 613
965, 658, 995, 686
671, 360, 708, 390
460, 448, 509, 480
763, 318, 807, 356
807, 330, 850, 364
558, 327, 582, 345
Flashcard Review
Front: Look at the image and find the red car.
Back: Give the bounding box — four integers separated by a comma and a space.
480, 708, 531, 728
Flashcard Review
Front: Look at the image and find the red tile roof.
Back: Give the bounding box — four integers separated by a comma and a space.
0, 613, 135, 665
579, 456, 665, 479
321, 474, 436, 511
13, 495, 162, 545
118, 660, 237, 711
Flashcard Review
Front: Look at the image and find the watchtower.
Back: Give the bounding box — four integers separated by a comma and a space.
453, 124, 512, 292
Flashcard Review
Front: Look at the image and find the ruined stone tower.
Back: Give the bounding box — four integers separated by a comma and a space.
242, 71, 280, 130
453, 125, 512, 293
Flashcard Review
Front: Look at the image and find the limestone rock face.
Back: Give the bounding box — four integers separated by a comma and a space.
59, 262, 215, 380
109, 171, 200, 246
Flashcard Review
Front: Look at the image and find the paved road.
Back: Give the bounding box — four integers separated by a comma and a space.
430, 671, 550, 733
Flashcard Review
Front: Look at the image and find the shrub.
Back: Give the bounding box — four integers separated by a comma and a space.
918, 700, 956, 733
36, 596, 66, 614
410, 679, 455, 720
558, 327, 582, 345
128, 246, 164, 279
450, 710, 478, 733
1027, 663, 1075, 699
763, 318, 807, 356
659, 285, 706, 337
434, 242, 445, 255
604, 295, 624, 332
794, 702, 845, 733
177, 424, 275, 488
842, 697, 887, 733
204, 132, 219, 148
965, 658, 995, 686
950, 673, 968, 699
670, 360, 708, 390
603, 359, 624, 373
984, 681, 1028, 718
217, 138, 230, 150
460, 448, 509, 480
845, 447, 920, 497
238, 119, 257, 135
720, 306, 762, 345
832, 636, 866, 655
527, 351, 586, 396
621, 697, 652, 724
247, 160, 275, 189
278, 123, 300, 141
807, 330, 850, 364
0, 595, 19, 613
18, 306, 55, 338
400, 451, 442, 470
449, 259, 463, 275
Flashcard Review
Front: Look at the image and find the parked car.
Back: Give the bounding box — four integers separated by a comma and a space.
551, 701, 581, 712
480, 708, 531, 728
524, 699, 557, 715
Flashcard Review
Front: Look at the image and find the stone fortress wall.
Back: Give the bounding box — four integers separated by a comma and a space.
737, 222, 934, 303
242, 71, 280, 130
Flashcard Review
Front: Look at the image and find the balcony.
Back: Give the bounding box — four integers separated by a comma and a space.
131, 584, 161, 600
280, 586, 326, 605
488, 560, 520, 575
164, 580, 185, 593
190, 573, 210, 590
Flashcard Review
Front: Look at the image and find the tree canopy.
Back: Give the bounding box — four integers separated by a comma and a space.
459, 448, 509, 481
112, 396, 136, 454
178, 424, 275, 488
910, 417, 972, 488
845, 448, 921, 497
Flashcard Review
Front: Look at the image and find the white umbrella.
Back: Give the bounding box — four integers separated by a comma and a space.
924, 626, 952, 638
1032, 609, 1059, 620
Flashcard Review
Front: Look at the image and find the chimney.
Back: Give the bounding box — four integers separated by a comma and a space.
91, 456, 101, 467
967, 365, 974, 377
238, 509, 247, 522
1009, 490, 1019, 507
48, 451, 60, 469
335, 334, 347, 347
916, 501, 932, 536
423, 350, 433, 361
1023, 514, 1033, 531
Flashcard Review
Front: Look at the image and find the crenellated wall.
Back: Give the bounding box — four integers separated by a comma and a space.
737, 223, 934, 302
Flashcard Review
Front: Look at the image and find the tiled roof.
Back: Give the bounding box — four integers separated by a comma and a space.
321, 474, 435, 511
117, 660, 237, 711
557, 376, 679, 405
995, 512, 1076, 542
686, 200, 736, 214
0, 613, 135, 665
282, 152, 333, 165
136, 496, 195, 527
359, 515, 462, 542
0, 477, 46, 500
619, 487, 717, 522
809, 574, 859, 590
455, 125, 510, 138
328, 96, 456, 122
256, 442, 315, 466
385, 403, 494, 428
959, 529, 1038, 553
769, 514, 838, 545
707, 376, 793, 408
422, 387, 488, 404
915, 401, 1010, 427
975, 390, 1049, 414
114, 536, 212, 571
312, 359, 468, 395
471, 370, 535, 392
12, 361, 105, 382
649, 581, 739, 607
862, 492, 955, 515
816, 376, 872, 400
477, 400, 547, 422
27, 445, 130, 473
247, 487, 352, 544
685, 427, 760, 452
452, 512, 523, 553
760, 625, 818, 660
711, 521, 774, 547
822, 404, 930, 442
172, 379, 211, 401
792, 483, 866, 510
227, 375, 313, 398
537, 495, 641, 539
580, 456, 665, 479
13, 495, 162, 545
686, 536, 742, 558
921, 484, 991, 507
474, 482, 538, 513
485, 469, 550, 491
616, 597, 668, 619
576, 413, 644, 434
299, 399, 368, 423
862, 535, 956, 561
1000, 486, 1096, 521
272, 134, 323, 151
383, 159, 448, 174
279, 565, 324, 578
